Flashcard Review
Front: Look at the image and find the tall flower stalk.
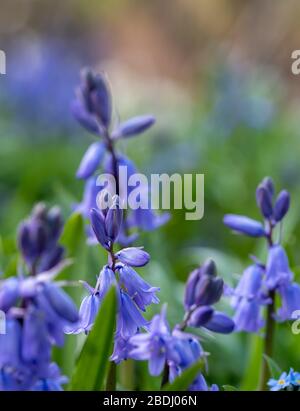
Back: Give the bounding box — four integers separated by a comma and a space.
72, 69, 169, 246
224, 177, 300, 390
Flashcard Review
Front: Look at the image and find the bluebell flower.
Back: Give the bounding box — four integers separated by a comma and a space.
31, 363, 68, 391
118, 264, 159, 311
231, 265, 265, 333
111, 334, 134, 364
0, 277, 20, 312
265, 245, 293, 291
130, 307, 174, 376
117, 290, 148, 339
277, 283, 300, 321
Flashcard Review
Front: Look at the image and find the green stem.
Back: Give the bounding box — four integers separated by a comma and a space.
258, 290, 275, 391
106, 361, 117, 391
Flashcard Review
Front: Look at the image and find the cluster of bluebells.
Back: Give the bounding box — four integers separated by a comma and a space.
268, 369, 300, 391
72, 69, 169, 246
0, 204, 79, 390
224, 177, 300, 333
67, 195, 160, 363
129, 259, 234, 391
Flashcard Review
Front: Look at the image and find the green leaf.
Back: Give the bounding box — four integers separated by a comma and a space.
263, 354, 282, 378
222, 385, 239, 391
60, 212, 85, 257
69, 287, 117, 391
162, 360, 203, 391
240, 335, 263, 390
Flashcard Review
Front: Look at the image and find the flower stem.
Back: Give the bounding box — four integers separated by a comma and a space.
258, 290, 275, 391
106, 361, 117, 391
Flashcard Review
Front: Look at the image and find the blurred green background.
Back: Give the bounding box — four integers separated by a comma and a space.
1, 0, 300, 390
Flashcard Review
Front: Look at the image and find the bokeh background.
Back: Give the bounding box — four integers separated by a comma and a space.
1, 0, 300, 390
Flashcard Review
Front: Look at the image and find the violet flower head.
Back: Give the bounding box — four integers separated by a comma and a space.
0, 205, 79, 391
72, 68, 169, 247
225, 177, 300, 332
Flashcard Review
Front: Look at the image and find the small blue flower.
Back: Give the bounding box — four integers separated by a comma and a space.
268, 372, 290, 391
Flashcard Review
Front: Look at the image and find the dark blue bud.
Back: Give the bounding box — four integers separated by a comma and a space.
195, 275, 224, 306
223, 214, 265, 237
188, 306, 214, 327
116, 247, 150, 267
184, 268, 201, 310
0, 278, 19, 311
261, 176, 275, 198
256, 184, 273, 219
47, 206, 63, 243
76, 142, 105, 180
105, 198, 123, 243
201, 259, 217, 276
32, 203, 47, 219
82, 70, 112, 128
18, 223, 33, 260
39, 246, 65, 272
203, 311, 235, 334
273, 190, 290, 222
71, 100, 99, 134
113, 115, 155, 139
90, 208, 110, 250
42, 283, 79, 323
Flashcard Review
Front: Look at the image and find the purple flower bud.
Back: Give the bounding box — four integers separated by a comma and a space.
261, 176, 275, 198
116, 247, 150, 267
188, 306, 214, 327
194, 275, 224, 306
203, 311, 235, 334
90, 208, 110, 250
223, 214, 265, 237
184, 268, 201, 310
0, 278, 19, 312
39, 246, 64, 272
201, 259, 217, 276
71, 100, 99, 134
256, 184, 273, 219
76, 142, 105, 180
42, 283, 79, 323
273, 190, 290, 222
47, 206, 63, 243
81, 70, 112, 128
113, 115, 155, 139
105, 199, 123, 243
